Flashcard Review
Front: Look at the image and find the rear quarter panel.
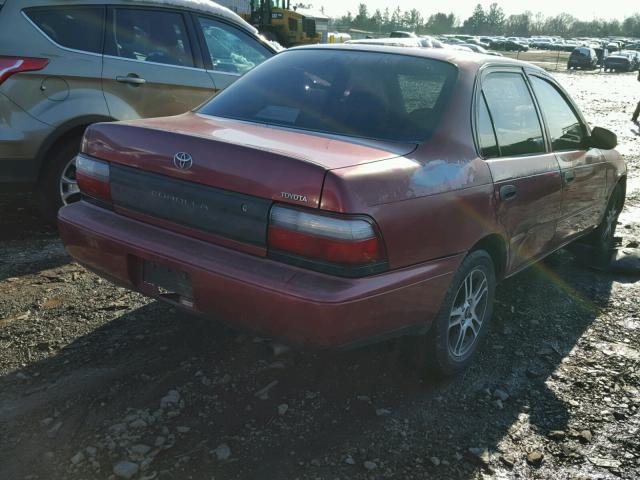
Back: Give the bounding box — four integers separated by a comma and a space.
321, 158, 497, 269
320, 61, 500, 269
0, 1, 109, 126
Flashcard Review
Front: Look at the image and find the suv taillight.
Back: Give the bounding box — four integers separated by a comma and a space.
0, 56, 49, 86
76, 154, 111, 203
268, 205, 388, 277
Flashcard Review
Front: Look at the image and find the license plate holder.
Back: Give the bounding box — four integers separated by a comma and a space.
142, 260, 193, 301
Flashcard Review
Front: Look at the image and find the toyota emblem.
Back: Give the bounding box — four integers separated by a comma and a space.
173, 152, 193, 170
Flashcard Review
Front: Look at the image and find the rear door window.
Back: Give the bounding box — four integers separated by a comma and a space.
482, 72, 545, 157
476, 93, 499, 158
529, 76, 586, 151
197, 17, 270, 75
109, 9, 194, 67
25, 6, 104, 54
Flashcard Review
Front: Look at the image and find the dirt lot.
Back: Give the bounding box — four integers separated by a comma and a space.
1, 70, 640, 480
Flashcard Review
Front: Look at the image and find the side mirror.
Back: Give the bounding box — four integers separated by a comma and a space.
588, 126, 617, 150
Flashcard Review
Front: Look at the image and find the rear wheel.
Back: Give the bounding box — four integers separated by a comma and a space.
586, 184, 623, 256
37, 136, 82, 224
570, 184, 623, 267
409, 250, 496, 377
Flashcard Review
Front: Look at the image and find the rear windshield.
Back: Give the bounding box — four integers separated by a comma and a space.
199, 49, 458, 143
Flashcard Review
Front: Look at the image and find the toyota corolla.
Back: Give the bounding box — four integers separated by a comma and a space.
58, 45, 626, 375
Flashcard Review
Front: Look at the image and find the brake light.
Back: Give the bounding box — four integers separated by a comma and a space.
76, 154, 111, 203
0, 56, 49, 86
268, 205, 388, 277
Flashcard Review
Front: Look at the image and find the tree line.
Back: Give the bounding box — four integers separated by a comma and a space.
331, 3, 640, 38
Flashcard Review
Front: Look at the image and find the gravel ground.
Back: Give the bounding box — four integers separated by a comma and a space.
1, 70, 639, 480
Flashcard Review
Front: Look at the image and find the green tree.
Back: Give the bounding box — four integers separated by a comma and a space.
505, 12, 532, 36
382, 7, 390, 27
371, 9, 383, 32
407, 8, 423, 32
543, 13, 575, 37
426, 12, 456, 34
353, 3, 370, 30
622, 14, 640, 37
329, 3, 640, 38
463, 4, 487, 35
486, 3, 505, 34
531, 12, 545, 35
390, 6, 402, 31
338, 11, 353, 27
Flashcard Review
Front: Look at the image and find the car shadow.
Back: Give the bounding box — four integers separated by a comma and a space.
0, 243, 629, 479
0, 193, 70, 281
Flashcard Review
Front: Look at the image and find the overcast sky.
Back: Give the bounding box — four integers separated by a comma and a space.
319, 0, 638, 21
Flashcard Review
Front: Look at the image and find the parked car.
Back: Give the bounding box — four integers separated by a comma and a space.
460, 44, 502, 56
628, 50, 640, 70
448, 45, 474, 53
0, 0, 275, 221
419, 35, 444, 48
606, 42, 620, 52
594, 47, 608, 67
604, 51, 636, 72
58, 45, 625, 376
443, 37, 466, 46
490, 39, 528, 52
466, 38, 489, 48
567, 47, 598, 70
389, 31, 416, 38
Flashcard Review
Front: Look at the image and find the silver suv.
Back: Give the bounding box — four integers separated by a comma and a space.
0, 0, 275, 221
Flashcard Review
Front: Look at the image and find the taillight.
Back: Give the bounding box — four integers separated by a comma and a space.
0, 56, 49, 86
268, 205, 388, 277
76, 154, 111, 203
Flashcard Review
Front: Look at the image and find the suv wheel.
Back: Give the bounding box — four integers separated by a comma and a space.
59, 157, 81, 205
37, 136, 82, 224
408, 250, 496, 377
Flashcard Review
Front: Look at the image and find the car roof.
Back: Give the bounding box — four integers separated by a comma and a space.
289, 43, 545, 74
12, 0, 257, 34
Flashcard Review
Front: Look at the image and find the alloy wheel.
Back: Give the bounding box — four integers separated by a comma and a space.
447, 268, 489, 358
59, 157, 80, 205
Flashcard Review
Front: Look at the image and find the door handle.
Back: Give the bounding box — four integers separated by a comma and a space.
499, 184, 517, 201
563, 170, 576, 185
116, 75, 146, 85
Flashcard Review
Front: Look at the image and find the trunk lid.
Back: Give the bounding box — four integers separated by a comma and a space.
84, 112, 416, 209
82, 112, 416, 249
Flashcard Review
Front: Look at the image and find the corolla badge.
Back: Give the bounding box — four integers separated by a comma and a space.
173, 152, 193, 170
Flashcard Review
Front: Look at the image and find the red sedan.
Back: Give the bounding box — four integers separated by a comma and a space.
58, 45, 626, 376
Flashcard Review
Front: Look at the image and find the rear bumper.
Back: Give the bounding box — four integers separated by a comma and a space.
58, 202, 461, 347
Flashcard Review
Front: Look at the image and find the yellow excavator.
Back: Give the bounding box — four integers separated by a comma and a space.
248, 0, 320, 47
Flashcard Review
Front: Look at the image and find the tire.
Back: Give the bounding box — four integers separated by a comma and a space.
37, 136, 82, 224
584, 184, 623, 260
408, 250, 496, 377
